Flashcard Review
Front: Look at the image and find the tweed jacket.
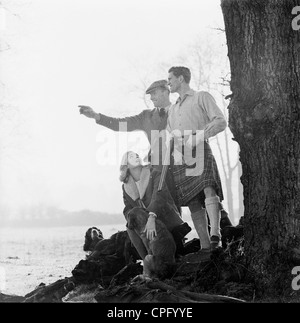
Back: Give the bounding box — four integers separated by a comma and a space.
96, 108, 167, 143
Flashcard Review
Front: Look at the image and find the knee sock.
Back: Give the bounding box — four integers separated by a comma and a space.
190, 208, 211, 249
205, 196, 221, 238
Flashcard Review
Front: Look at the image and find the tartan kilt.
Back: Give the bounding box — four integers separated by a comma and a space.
172, 141, 224, 207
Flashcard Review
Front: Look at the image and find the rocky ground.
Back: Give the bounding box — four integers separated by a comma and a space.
2, 221, 298, 304
1, 236, 255, 303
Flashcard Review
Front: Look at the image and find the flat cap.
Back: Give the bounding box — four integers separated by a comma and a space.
145, 80, 169, 94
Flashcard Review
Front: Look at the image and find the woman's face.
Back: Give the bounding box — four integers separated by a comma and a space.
127, 152, 141, 168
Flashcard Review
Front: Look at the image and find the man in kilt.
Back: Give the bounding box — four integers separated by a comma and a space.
166, 66, 227, 262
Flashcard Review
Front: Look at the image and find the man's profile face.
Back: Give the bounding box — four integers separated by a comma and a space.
168, 72, 181, 93
149, 88, 168, 108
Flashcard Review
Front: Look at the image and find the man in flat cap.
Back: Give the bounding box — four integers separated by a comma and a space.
78, 79, 171, 168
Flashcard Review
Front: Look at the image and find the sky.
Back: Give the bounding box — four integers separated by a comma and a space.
0, 0, 240, 218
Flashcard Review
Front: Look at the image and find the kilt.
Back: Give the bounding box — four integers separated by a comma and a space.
172, 141, 224, 207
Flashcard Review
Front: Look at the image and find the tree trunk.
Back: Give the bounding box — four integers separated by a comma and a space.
221, 0, 300, 298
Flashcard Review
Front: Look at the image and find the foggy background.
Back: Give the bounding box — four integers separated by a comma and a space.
0, 0, 243, 227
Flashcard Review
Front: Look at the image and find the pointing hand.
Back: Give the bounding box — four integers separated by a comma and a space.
78, 105, 96, 118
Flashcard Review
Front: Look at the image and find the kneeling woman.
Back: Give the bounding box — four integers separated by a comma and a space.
119, 151, 191, 260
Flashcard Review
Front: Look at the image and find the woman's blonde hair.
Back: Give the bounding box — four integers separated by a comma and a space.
119, 151, 135, 183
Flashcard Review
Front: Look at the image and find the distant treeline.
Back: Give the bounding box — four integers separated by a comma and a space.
0, 206, 124, 228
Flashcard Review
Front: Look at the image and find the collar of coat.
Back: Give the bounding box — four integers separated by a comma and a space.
124, 165, 151, 201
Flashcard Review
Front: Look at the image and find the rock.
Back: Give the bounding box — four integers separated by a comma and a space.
62, 283, 103, 303
23, 277, 74, 303
0, 293, 25, 303
109, 263, 143, 287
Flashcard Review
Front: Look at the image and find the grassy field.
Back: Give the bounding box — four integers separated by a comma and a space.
0, 224, 126, 296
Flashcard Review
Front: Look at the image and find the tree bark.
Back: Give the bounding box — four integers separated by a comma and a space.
221, 0, 300, 297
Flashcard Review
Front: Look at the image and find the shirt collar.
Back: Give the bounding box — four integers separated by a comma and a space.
176, 89, 195, 104
157, 104, 171, 114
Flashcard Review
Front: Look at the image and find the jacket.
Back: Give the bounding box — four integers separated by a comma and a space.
122, 165, 183, 232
